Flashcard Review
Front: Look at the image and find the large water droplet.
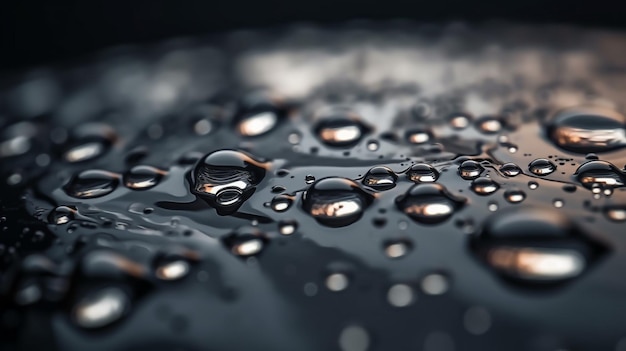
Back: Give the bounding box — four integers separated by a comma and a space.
191, 150, 268, 215
314, 113, 371, 147
362, 166, 397, 190
471, 177, 500, 196
574, 160, 626, 189
529, 158, 556, 176
73, 287, 129, 329
459, 160, 484, 180
64, 170, 120, 199
302, 177, 374, 227
547, 106, 626, 153
407, 163, 439, 183
124, 165, 166, 190
396, 183, 466, 224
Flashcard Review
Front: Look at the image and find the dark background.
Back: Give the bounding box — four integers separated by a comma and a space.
1, 0, 625, 70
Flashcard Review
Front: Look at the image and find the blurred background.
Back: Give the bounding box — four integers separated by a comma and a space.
2, 0, 626, 71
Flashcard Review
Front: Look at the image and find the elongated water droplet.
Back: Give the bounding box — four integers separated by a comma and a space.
548, 106, 626, 153
124, 165, 166, 190
73, 287, 129, 329
64, 170, 120, 199
471, 177, 499, 196
408, 163, 439, 183
64, 141, 107, 163
405, 128, 432, 144
575, 160, 626, 189
315, 113, 370, 147
459, 160, 484, 180
302, 177, 374, 227
529, 158, 556, 176
604, 205, 626, 222
48, 205, 76, 224
396, 183, 466, 224
362, 166, 397, 190
155, 260, 190, 281
500, 163, 521, 177
325, 273, 349, 292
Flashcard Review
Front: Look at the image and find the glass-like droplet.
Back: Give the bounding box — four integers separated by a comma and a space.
553, 199, 564, 208
237, 111, 278, 137
547, 106, 626, 153
396, 183, 466, 224
305, 175, 316, 184
405, 128, 432, 144
604, 205, 626, 222
155, 260, 190, 281
500, 163, 521, 177
362, 166, 397, 190
387, 284, 415, 307
476, 116, 502, 134
64, 141, 107, 163
73, 287, 129, 329
314, 114, 371, 148
488, 201, 498, 212
471, 177, 500, 196
271, 195, 294, 212
472, 208, 604, 284
459, 160, 484, 180
528, 181, 538, 190
450, 114, 471, 129
278, 220, 298, 235
223, 229, 267, 257
574, 160, 626, 190
366, 140, 379, 151
504, 188, 526, 203
48, 205, 76, 224
64, 170, 120, 199
384, 240, 412, 259
325, 273, 349, 292
235, 93, 285, 137
191, 150, 268, 215
529, 158, 556, 176
64, 123, 117, 163
124, 165, 166, 190
407, 163, 439, 183
302, 177, 374, 227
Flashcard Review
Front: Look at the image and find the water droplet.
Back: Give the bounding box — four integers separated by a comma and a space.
553, 199, 564, 208
504, 188, 526, 203
271, 195, 293, 212
237, 111, 278, 137
529, 158, 556, 176
64, 141, 106, 163
73, 287, 129, 329
421, 273, 449, 295
500, 163, 521, 177
488, 201, 499, 212
396, 183, 466, 224
471, 177, 500, 196
155, 260, 190, 281
450, 114, 470, 129
387, 284, 415, 307
223, 229, 267, 257
405, 128, 432, 144
366, 140, 379, 151
305, 175, 316, 184
64, 170, 120, 199
278, 220, 298, 235
547, 106, 626, 153
459, 160, 484, 180
604, 206, 626, 222
124, 165, 166, 190
362, 166, 397, 190
315, 114, 370, 147
408, 163, 439, 183
193, 119, 213, 135
48, 205, 76, 224
575, 160, 626, 189
476, 116, 502, 134
302, 177, 374, 227
325, 273, 349, 292
191, 150, 267, 214
339, 325, 370, 351
528, 181, 539, 190
384, 240, 412, 259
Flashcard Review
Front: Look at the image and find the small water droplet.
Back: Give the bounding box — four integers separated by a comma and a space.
387, 284, 414, 307
408, 163, 439, 183
48, 206, 76, 224
500, 163, 521, 177
504, 188, 526, 203
305, 175, 316, 184
396, 183, 466, 224
325, 273, 349, 292
488, 201, 499, 212
604, 205, 626, 222
193, 119, 213, 136
338, 325, 370, 351
64, 141, 107, 163
383, 240, 412, 259
476, 116, 502, 134
278, 220, 298, 235
315, 113, 370, 147
471, 177, 500, 196
405, 128, 432, 144
73, 287, 129, 329
271, 195, 294, 212
450, 114, 471, 129
529, 158, 557, 176
459, 160, 484, 180
223, 229, 267, 257
64, 170, 120, 199
124, 165, 166, 190
302, 177, 373, 227
362, 166, 397, 190
528, 181, 539, 190
421, 273, 449, 295
553, 199, 564, 208
155, 260, 190, 281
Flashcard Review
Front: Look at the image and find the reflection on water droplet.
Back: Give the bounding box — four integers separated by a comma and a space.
124, 165, 166, 190
528, 181, 538, 190
529, 158, 556, 176
471, 177, 499, 196
476, 116, 502, 134
315, 113, 370, 147
421, 273, 449, 295
362, 166, 397, 190
223, 230, 266, 257
504, 188, 526, 203
271, 195, 293, 212
366, 140, 379, 151
500, 163, 521, 177
73, 287, 128, 329
553, 199, 564, 208
408, 163, 439, 183
487, 246, 584, 281
450, 114, 470, 129
237, 111, 278, 137
339, 325, 370, 351
191, 150, 267, 215
488, 201, 498, 212
575, 160, 626, 190
405, 128, 432, 144
64, 141, 106, 163
604, 206, 626, 222
396, 183, 466, 224
48, 205, 76, 224
303, 177, 373, 227
459, 160, 484, 180
305, 175, 316, 184
387, 284, 414, 307
325, 273, 349, 292
384, 240, 411, 259
64, 170, 120, 199
156, 260, 190, 281
548, 106, 626, 153
278, 220, 298, 235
